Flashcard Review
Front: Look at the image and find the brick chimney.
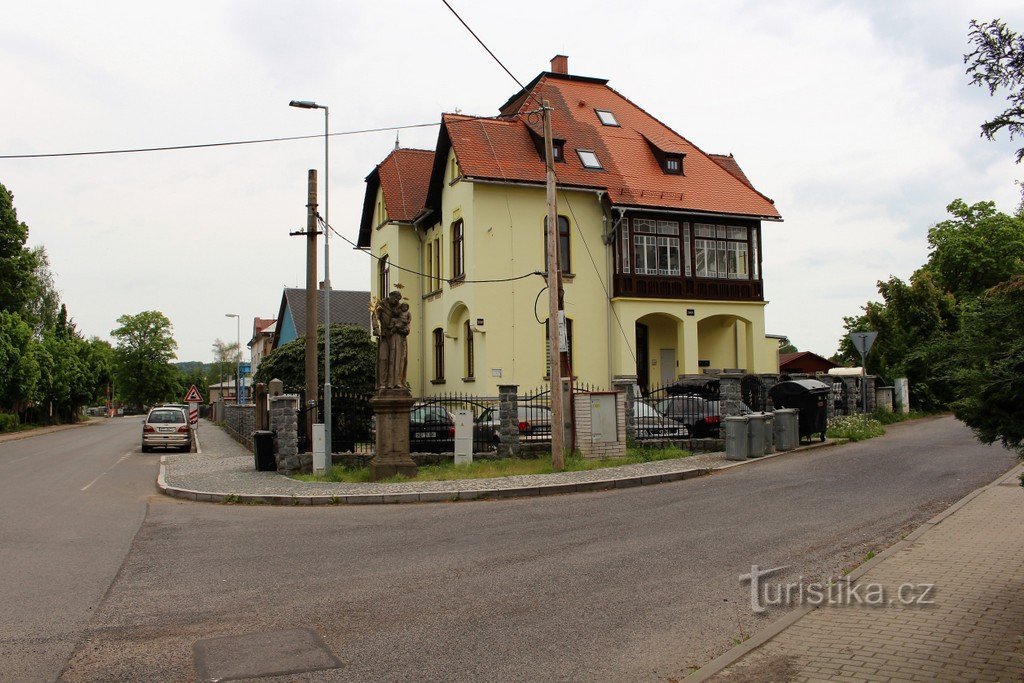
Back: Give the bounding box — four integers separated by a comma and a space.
550, 54, 568, 74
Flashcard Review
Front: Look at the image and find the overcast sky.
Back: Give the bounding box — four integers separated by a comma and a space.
3, 1, 1023, 364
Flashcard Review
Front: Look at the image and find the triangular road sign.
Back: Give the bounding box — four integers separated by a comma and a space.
848, 331, 878, 357
183, 385, 204, 403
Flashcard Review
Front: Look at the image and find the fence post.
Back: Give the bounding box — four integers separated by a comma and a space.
612, 375, 637, 442
269, 394, 301, 473
497, 384, 520, 459
717, 374, 744, 417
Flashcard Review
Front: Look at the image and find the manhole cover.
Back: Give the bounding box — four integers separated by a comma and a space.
193, 628, 341, 682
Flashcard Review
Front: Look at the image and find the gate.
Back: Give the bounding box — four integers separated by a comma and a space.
741, 374, 767, 411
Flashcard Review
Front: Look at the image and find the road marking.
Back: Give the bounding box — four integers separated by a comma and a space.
81, 450, 134, 491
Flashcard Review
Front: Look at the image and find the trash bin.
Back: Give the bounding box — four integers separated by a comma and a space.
768, 380, 829, 443
724, 415, 750, 461
747, 413, 767, 457
773, 408, 799, 451
762, 412, 775, 455
253, 430, 276, 471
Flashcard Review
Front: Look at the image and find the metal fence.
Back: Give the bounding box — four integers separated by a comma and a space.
641, 379, 722, 439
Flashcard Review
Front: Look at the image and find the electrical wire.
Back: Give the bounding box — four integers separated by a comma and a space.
438, 0, 544, 112
317, 216, 543, 285
0, 123, 442, 160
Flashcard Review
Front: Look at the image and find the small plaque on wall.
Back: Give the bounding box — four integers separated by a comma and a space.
686, 309, 695, 316
698, 360, 711, 367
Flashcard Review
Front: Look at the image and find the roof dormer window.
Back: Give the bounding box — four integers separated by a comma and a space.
595, 109, 619, 126
664, 155, 684, 175
577, 149, 603, 170
552, 141, 564, 162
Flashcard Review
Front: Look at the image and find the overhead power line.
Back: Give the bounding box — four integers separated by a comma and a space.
0, 122, 441, 160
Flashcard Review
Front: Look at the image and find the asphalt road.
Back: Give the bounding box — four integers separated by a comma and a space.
30, 415, 1014, 682
0, 417, 158, 683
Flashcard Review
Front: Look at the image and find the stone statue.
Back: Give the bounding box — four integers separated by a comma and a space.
373, 291, 410, 392
390, 302, 411, 389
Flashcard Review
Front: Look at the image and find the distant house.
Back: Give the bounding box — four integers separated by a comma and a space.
271, 288, 372, 350
779, 351, 839, 375
248, 317, 276, 372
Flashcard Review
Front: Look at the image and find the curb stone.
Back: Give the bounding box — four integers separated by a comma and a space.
684, 461, 1024, 682
156, 437, 842, 506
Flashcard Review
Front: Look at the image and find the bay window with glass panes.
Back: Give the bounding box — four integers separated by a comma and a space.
615, 215, 763, 300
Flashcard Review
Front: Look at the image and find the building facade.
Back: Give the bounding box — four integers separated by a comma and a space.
357, 56, 783, 396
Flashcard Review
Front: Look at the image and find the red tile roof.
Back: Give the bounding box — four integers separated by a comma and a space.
357, 148, 435, 247
252, 317, 275, 335
443, 73, 780, 219
376, 148, 435, 221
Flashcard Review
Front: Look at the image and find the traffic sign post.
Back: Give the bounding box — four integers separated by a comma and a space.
848, 332, 877, 415
183, 384, 204, 404
188, 403, 199, 428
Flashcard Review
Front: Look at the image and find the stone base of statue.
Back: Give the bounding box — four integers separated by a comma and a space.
369, 389, 419, 481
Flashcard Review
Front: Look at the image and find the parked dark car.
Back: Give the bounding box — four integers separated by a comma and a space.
475, 405, 553, 444
655, 395, 750, 438
634, 400, 689, 440
409, 403, 455, 453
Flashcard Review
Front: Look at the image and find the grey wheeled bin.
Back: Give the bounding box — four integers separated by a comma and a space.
773, 409, 799, 451
747, 413, 767, 458
724, 415, 750, 461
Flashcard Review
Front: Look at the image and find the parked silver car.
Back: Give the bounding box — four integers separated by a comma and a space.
141, 406, 191, 452
634, 400, 689, 440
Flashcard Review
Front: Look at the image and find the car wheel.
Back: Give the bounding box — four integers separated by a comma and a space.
820, 432, 826, 442
141, 444, 150, 453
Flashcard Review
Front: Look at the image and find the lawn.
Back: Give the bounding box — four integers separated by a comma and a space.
292, 445, 694, 484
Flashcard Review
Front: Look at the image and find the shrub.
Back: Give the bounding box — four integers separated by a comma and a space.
0, 413, 19, 433
826, 415, 885, 441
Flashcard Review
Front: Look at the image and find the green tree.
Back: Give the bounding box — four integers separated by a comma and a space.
254, 325, 376, 448
923, 199, 1024, 298
111, 311, 179, 409
208, 338, 241, 393
0, 311, 40, 415
0, 182, 40, 318
778, 339, 798, 354
939, 276, 1024, 455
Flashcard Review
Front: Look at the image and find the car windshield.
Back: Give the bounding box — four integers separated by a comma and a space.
412, 405, 449, 423
149, 410, 185, 424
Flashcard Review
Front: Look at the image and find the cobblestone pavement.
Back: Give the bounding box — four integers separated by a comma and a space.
163, 420, 830, 500
702, 464, 1024, 682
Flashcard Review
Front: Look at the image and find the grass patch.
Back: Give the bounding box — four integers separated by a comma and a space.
826, 415, 885, 441
292, 445, 693, 484
871, 409, 931, 425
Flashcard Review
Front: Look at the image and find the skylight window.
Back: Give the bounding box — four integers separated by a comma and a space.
595, 109, 619, 126
577, 149, 602, 169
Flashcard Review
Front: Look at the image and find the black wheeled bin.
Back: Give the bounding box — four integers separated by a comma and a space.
768, 380, 829, 443
253, 430, 276, 471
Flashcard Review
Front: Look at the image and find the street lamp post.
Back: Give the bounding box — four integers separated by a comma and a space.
290, 99, 332, 469
225, 314, 240, 404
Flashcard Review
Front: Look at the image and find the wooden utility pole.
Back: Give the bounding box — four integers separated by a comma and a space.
542, 100, 566, 470
304, 169, 319, 439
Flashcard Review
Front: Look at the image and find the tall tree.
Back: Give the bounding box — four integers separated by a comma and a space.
0, 311, 40, 415
111, 311, 179, 409
209, 338, 242, 392
939, 276, 1024, 455
0, 182, 40, 318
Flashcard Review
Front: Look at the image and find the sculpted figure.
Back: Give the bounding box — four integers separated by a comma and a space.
389, 302, 411, 389
373, 291, 402, 390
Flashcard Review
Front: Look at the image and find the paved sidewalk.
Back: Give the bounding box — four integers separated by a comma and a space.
693, 463, 1024, 682
160, 420, 839, 504
0, 417, 100, 445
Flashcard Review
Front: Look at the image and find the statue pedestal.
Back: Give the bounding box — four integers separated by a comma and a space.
369, 390, 418, 480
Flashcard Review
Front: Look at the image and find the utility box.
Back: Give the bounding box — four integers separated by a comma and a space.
574, 391, 626, 459
312, 423, 327, 473
454, 409, 473, 465
773, 409, 799, 451
724, 415, 750, 461
747, 413, 767, 458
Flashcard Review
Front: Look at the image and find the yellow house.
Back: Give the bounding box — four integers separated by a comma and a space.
357, 56, 783, 396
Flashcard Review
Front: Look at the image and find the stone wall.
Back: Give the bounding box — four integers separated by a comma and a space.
223, 404, 256, 451
574, 391, 627, 460
269, 395, 304, 474
496, 384, 520, 459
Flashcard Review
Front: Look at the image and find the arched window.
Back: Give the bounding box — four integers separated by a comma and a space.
464, 320, 474, 380
543, 215, 571, 273
432, 328, 445, 382
378, 255, 390, 295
